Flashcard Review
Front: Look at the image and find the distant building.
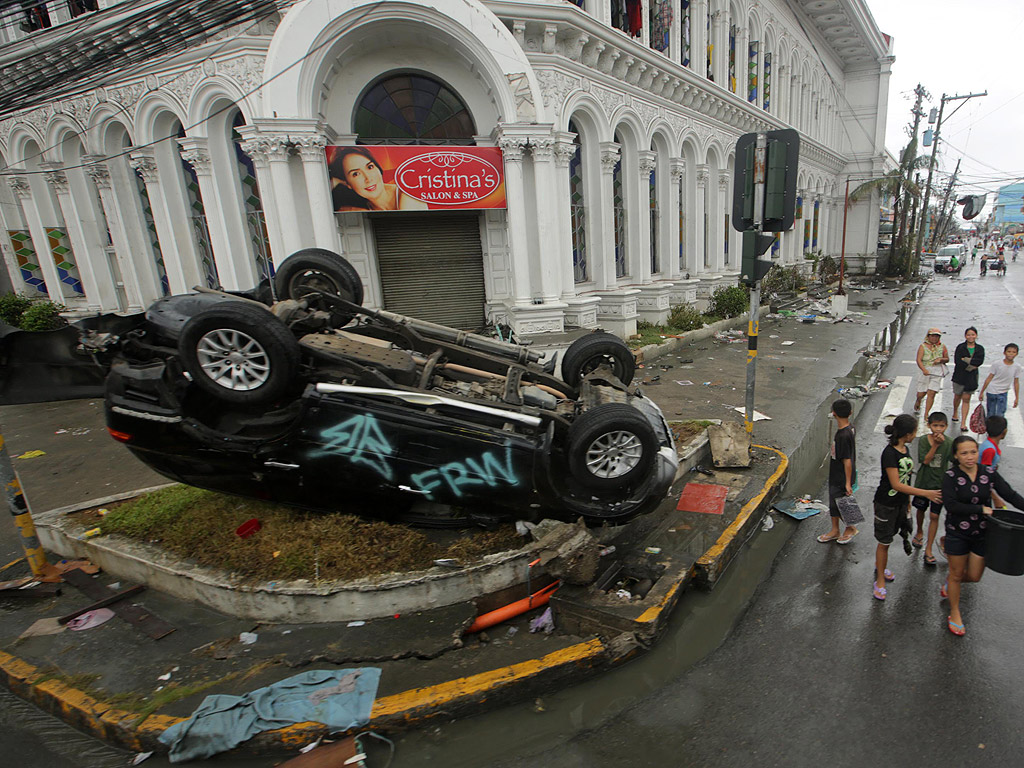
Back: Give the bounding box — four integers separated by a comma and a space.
992, 182, 1024, 230
0, 0, 894, 336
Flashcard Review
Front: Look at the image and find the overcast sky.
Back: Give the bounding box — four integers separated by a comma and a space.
868, 0, 1024, 212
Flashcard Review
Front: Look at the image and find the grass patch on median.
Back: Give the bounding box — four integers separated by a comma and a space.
669, 420, 716, 445
96, 485, 523, 583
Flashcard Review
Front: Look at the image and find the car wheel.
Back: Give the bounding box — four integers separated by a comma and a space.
179, 302, 299, 405
273, 249, 364, 320
567, 404, 657, 490
560, 332, 635, 387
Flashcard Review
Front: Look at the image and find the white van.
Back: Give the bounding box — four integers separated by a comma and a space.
934, 245, 963, 274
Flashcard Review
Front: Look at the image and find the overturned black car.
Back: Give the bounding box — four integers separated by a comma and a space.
83, 250, 678, 526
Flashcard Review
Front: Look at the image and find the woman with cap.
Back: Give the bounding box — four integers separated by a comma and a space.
951, 326, 985, 427
913, 328, 949, 416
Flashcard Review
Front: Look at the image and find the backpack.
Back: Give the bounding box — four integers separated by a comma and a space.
969, 403, 987, 434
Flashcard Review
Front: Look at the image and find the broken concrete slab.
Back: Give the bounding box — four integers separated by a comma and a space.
707, 422, 751, 468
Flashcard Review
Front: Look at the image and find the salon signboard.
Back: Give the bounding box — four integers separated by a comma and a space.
326, 146, 506, 212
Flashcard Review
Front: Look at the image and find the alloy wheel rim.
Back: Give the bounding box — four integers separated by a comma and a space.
585, 430, 643, 478
196, 328, 271, 391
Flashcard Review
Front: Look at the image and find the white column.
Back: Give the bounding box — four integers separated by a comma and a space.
669, 158, 685, 279
637, 150, 656, 284
695, 165, 708, 273
8, 175, 65, 304
554, 133, 578, 299
40, 166, 112, 312
496, 132, 532, 306
530, 134, 563, 303
819, 196, 830, 256
129, 150, 191, 295
597, 142, 620, 290
83, 159, 144, 311
712, 10, 727, 87
294, 133, 341, 253
717, 170, 730, 271
258, 136, 304, 258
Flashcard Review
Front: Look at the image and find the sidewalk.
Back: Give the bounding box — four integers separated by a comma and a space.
0, 278, 918, 761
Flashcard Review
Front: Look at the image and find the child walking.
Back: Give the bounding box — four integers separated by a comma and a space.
818, 398, 858, 544
978, 343, 1020, 419
914, 412, 952, 567
873, 414, 942, 600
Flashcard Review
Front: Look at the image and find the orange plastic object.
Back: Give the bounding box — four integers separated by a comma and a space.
466, 580, 560, 633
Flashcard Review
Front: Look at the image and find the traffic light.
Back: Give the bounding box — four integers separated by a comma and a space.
732, 129, 800, 232
741, 231, 775, 286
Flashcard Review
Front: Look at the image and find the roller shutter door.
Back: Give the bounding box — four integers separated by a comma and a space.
372, 213, 486, 330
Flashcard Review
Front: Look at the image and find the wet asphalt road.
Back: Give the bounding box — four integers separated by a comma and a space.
7, 258, 1024, 767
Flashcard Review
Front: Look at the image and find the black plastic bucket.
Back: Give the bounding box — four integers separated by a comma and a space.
985, 510, 1024, 576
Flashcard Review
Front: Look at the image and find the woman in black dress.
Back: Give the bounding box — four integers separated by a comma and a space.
951, 327, 984, 428
941, 435, 1024, 635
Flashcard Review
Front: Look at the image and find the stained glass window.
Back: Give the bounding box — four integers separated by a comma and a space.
723, 214, 729, 266
748, 41, 759, 103
649, 0, 672, 53
569, 121, 588, 283
678, 177, 685, 272
613, 138, 627, 279
729, 25, 737, 93
46, 227, 83, 296
763, 52, 772, 111
813, 199, 820, 249
8, 229, 47, 296
681, 1, 690, 67
650, 166, 659, 274
354, 74, 475, 144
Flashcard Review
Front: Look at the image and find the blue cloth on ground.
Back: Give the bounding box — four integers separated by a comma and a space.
158, 667, 381, 763
772, 499, 826, 520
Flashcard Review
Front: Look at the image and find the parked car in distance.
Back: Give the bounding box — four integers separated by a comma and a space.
82, 250, 679, 527
934, 245, 963, 274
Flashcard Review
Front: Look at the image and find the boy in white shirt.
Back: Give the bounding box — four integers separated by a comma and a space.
979, 343, 1020, 419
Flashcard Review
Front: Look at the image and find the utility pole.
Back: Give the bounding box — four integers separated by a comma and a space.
897, 84, 927, 261
933, 159, 961, 247
911, 90, 987, 277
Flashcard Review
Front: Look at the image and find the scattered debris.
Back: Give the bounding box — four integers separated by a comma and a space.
505, 626, 518, 639
780, 341, 795, 346
675, 380, 694, 386
131, 752, 154, 766
772, 498, 828, 520
18, 618, 65, 640
346, 620, 365, 628
67, 608, 116, 631
761, 515, 775, 532
529, 607, 555, 634
15, 450, 45, 459
732, 407, 771, 421
644, 547, 662, 555
235, 519, 262, 539
239, 632, 258, 645
531, 519, 601, 585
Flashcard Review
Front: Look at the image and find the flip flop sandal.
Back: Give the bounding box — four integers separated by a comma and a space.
873, 583, 887, 601
947, 617, 965, 636
940, 581, 948, 599
837, 530, 859, 545
924, 553, 938, 566
912, 535, 924, 549
816, 533, 840, 543
883, 569, 895, 582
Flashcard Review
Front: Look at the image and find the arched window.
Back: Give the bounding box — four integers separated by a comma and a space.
568, 120, 588, 283
177, 123, 218, 288
649, 162, 659, 274
354, 74, 476, 144
613, 133, 627, 278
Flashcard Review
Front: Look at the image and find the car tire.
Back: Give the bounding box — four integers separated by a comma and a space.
566, 403, 657, 490
561, 332, 635, 387
179, 302, 300, 406
273, 249, 364, 319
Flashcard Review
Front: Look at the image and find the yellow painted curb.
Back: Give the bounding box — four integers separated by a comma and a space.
0, 636, 607, 755
696, 445, 788, 570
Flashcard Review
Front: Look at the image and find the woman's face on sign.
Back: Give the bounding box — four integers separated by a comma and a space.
342, 153, 385, 202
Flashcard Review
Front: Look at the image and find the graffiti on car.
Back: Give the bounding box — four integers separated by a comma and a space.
313, 414, 520, 498
410, 444, 521, 500
314, 413, 395, 481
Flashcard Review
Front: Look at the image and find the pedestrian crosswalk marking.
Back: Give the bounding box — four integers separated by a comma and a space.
1002, 404, 1024, 449
875, 375, 913, 433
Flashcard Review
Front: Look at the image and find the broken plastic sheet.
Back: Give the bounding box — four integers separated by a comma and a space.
158, 668, 381, 763
772, 499, 829, 520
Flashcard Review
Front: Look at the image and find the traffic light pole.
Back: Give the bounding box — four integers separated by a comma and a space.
744, 134, 767, 434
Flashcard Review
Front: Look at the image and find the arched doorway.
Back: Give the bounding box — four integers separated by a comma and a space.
355, 73, 486, 329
